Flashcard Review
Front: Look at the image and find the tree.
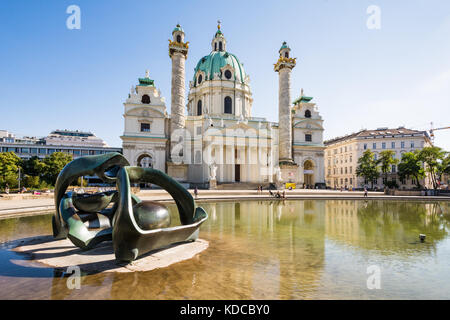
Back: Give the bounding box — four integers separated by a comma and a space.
377, 150, 399, 187
356, 149, 380, 189
21, 156, 44, 177
398, 151, 424, 188
417, 146, 446, 189
441, 154, 450, 175
0, 152, 21, 188
40, 152, 73, 185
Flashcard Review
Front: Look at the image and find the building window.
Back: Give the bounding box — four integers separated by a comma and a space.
382, 177, 387, 185
141, 94, 150, 104
198, 74, 202, 84
176, 35, 181, 43
350, 178, 353, 185
401, 141, 405, 148
214, 43, 217, 51
373, 143, 376, 149
224, 70, 232, 80
392, 165, 396, 173
391, 142, 395, 148
350, 166, 352, 173
364, 143, 367, 150
305, 134, 312, 142
411, 141, 415, 148
305, 109, 311, 118
219, 41, 223, 51
197, 100, 202, 115
140, 123, 151, 132
374, 153, 377, 160
224, 96, 232, 114
285, 52, 289, 58
373, 178, 378, 185
73, 150, 80, 155
382, 142, 386, 149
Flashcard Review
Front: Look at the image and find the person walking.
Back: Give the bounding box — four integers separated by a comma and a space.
364, 187, 368, 197
194, 186, 198, 199
5, 183, 9, 195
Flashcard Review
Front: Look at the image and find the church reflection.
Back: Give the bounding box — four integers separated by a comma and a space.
44, 199, 449, 299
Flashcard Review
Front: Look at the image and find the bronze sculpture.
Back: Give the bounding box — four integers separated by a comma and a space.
52, 152, 208, 262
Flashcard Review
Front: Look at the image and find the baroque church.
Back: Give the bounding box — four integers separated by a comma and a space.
121, 23, 325, 188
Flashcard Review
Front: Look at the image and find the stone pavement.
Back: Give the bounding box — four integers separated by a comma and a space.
0, 189, 448, 219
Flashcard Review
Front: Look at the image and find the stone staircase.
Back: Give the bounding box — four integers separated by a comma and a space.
216, 182, 272, 190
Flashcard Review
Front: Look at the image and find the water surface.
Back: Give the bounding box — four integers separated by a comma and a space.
0, 199, 449, 299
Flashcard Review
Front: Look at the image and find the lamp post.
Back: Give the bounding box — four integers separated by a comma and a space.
18, 167, 21, 192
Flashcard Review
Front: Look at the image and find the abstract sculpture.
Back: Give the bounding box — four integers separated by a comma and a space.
52, 153, 208, 262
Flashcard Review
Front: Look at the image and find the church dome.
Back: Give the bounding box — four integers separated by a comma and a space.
193, 51, 246, 86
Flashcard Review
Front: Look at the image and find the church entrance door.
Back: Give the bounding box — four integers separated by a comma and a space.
235, 164, 240, 182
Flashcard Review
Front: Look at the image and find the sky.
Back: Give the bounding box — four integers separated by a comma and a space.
0, 0, 449, 150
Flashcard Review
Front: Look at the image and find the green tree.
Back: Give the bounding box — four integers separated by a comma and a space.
21, 156, 44, 177
0, 152, 21, 188
377, 150, 399, 188
441, 153, 450, 175
398, 151, 425, 188
40, 152, 73, 185
417, 146, 446, 189
356, 149, 380, 189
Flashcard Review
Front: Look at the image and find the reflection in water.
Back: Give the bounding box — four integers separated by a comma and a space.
0, 200, 449, 299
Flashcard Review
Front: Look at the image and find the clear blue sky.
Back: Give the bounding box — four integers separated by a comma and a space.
1, 0, 449, 150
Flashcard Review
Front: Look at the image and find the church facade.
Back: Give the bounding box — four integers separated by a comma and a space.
121, 23, 325, 188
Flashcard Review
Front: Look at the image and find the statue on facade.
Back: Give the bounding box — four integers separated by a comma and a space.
209, 163, 217, 180
275, 166, 283, 183
52, 153, 208, 262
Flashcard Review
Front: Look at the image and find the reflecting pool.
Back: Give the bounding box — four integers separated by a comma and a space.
0, 199, 449, 299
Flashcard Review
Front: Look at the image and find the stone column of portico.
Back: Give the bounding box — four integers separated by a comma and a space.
274, 41, 296, 163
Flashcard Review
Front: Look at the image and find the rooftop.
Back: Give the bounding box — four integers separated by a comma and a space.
324, 127, 430, 145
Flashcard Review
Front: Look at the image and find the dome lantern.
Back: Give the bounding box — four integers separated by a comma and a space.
211, 20, 227, 52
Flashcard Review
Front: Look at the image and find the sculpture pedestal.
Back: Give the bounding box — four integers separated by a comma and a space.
279, 161, 299, 188
209, 179, 217, 190
166, 163, 188, 182
12, 236, 209, 273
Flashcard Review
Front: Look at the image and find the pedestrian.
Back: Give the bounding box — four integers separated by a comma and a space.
194, 186, 198, 199
364, 187, 368, 197
282, 190, 286, 199
5, 183, 9, 195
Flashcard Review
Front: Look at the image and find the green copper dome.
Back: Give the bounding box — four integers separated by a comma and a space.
193, 51, 246, 86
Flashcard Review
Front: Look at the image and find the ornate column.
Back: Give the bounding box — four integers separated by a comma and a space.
274, 42, 298, 187
167, 24, 189, 182
169, 24, 189, 154
274, 41, 296, 163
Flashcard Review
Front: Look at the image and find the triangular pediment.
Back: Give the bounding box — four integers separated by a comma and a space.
293, 119, 323, 130
126, 106, 166, 118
